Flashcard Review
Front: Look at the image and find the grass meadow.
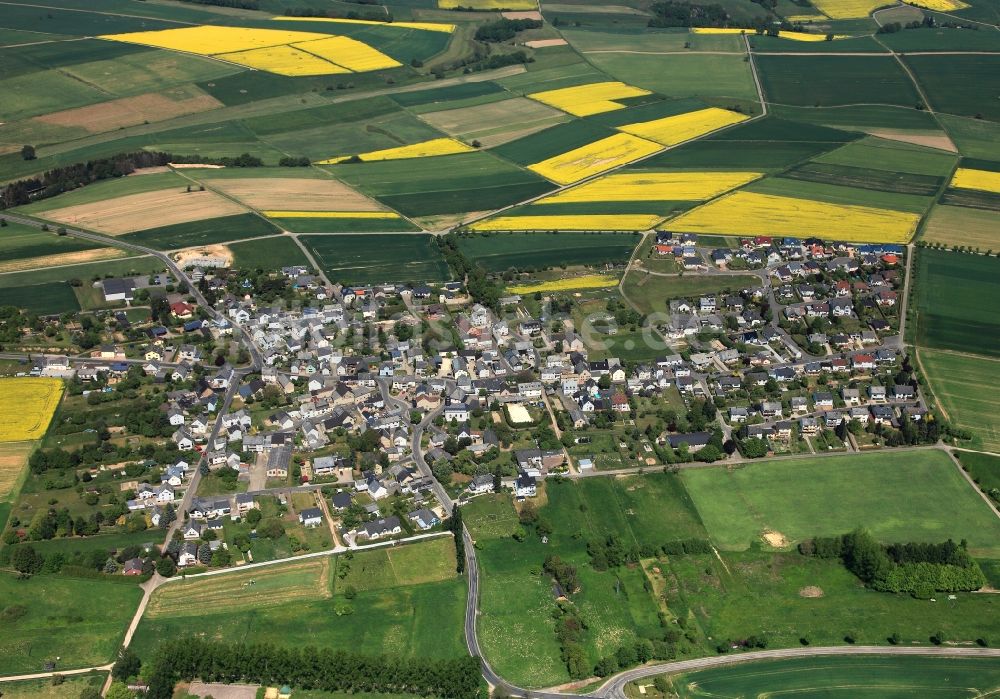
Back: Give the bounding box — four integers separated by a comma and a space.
919, 349, 1000, 453
681, 450, 1000, 556
228, 236, 310, 270
119, 213, 279, 250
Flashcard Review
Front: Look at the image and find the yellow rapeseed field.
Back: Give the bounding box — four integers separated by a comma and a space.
666, 191, 920, 243
527, 81, 652, 117
438, 0, 536, 10
218, 45, 348, 75
317, 137, 474, 164
507, 274, 618, 294
528, 133, 663, 185
293, 36, 401, 71
101, 25, 400, 76
617, 107, 749, 147
0, 378, 62, 442
273, 16, 456, 33
509, 274, 619, 293
905, 0, 968, 10
808, 0, 886, 18
263, 211, 401, 219
691, 27, 846, 41
950, 168, 1000, 194
540, 171, 763, 203
471, 214, 664, 231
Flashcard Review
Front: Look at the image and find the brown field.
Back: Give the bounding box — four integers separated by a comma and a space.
0, 442, 33, 500
523, 38, 568, 48
0, 248, 128, 274
35, 85, 223, 135
173, 244, 235, 268
866, 129, 957, 152
503, 10, 543, 18
202, 177, 384, 212
146, 558, 331, 618
921, 204, 1000, 249
38, 188, 247, 234
420, 96, 569, 147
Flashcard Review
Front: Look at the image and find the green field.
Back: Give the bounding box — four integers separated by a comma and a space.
130, 538, 466, 662
906, 54, 1000, 122
588, 53, 759, 103
920, 349, 1000, 453
939, 114, 1000, 160
757, 55, 921, 107
814, 136, 958, 176
270, 216, 421, 234
119, 213, 279, 249
455, 232, 640, 271
956, 450, 1000, 498
0, 572, 142, 674
621, 270, 761, 315
0, 282, 80, 315
912, 248, 1000, 357
747, 175, 934, 213
301, 234, 450, 284
771, 103, 941, 133
0, 220, 101, 262
641, 655, 1000, 698
228, 236, 310, 270
0, 675, 107, 698
681, 450, 1000, 556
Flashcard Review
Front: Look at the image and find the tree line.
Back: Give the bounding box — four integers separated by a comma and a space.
438, 234, 503, 312
143, 639, 484, 699
474, 18, 543, 42
800, 528, 986, 597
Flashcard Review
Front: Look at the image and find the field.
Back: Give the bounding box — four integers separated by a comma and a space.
120, 213, 279, 249
951, 166, 1000, 193
681, 450, 1000, 556
319, 137, 474, 164
956, 451, 1000, 495
0, 282, 80, 315
300, 234, 450, 283
0, 441, 33, 501
814, 136, 958, 176
912, 248, 1000, 357
471, 214, 662, 231
587, 53, 759, 102
538, 172, 762, 203
757, 55, 920, 107
131, 538, 466, 661
454, 232, 640, 271
0, 675, 106, 698
664, 190, 920, 242
617, 108, 750, 147
905, 55, 1000, 122
528, 133, 663, 185
228, 236, 310, 270
0, 378, 62, 442
919, 349, 1000, 452
527, 81, 651, 117
622, 270, 761, 314
508, 274, 617, 293
419, 96, 569, 148
0, 572, 142, 674
464, 494, 520, 540
920, 204, 1000, 248
643, 654, 1000, 698
201, 175, 387, 212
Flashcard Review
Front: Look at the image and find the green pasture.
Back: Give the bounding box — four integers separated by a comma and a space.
0, 256, 166, 289
0, 221, 100, 261
464, 493, 520, 540
621, 270, 760, 315
749, 34, 886, 53
455, 232, 640, 272
781, 162, 943, 196
300, 234, 450, 283
561, 28, 745, 54
939, 114, 1000, 160
681, 450, 1000, 555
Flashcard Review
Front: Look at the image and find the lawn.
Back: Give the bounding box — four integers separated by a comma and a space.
919, 349, 1000, 453
455, 232, 641, 272
0, 572, 142, 674
621, 270, 761, 315
756, 55, 921, 107
681, 450, 1000, 556
912, 248, 1000, 357
130, 538, 466, 662
300, 234, 450, 284
641, 654, 1000, 698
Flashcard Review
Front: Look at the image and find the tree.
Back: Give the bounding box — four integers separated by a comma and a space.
112, 647, 141, 681
156, 556, 176, 578
106, 682, 134, 699
20, 144, 36, 161
11, 545, 44, 575
245, 508, 262, 526
493, 466, 503, 493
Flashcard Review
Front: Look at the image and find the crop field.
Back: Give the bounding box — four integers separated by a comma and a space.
267, 215, 418, 233
913, 248, 1000, 357
693, 27, 846, 41
587, 53, 759, 102
682, 450, 1000, 555
301, 234, 450, 283
757, 55, 920, 107
809, 0, 890, 17
508, 274, 618, 293
541, 172, 763, 204
665, 190, 920, 242
0, 441, 32, 501
781, 162, 944, 196
527, 81, 651, 117
905, 55, 1000, 122
0, 220, 100, 261
472, 214, 663, 231
318, 137, 473, 164
528, 133, 663, 185
419, 96, 569, 148
0, 572, 142, 675
0, 378, 62, 442
646, 651, 1000, 698
951, 166, 1000, 193
120, 213, 279, 249
455, 232, 640, 271
919, 349, 1000, 452
198, 175, 387, 212
616, 108, 750, 146
438, 0, 536, 8
228, 236, 309, 270
814, 135, 958, 176
0, 282, 81, 315
921, 204, 1000, 248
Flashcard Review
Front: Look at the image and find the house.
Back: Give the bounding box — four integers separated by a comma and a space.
357, 515, 403, 541
444, 403, 470, 423
514, 472, 536, 498
408, 508, 440, 530
234, 493, 256, 513
298, 507, 323, 527
122, 558, 144, 576
331, 491, 353, 510
266, 445, 292, 478
469, 474, 495, 494
170, 302, 196, 319
665, 432, 711, 453
178, 542, 199, 567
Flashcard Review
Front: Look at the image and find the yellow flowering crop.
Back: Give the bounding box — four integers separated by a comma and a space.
317, 137, 474, 164
528, 133, 663, 185
0, 378, 62, 442
218, 45, 349, 76
666, 191, 920, 243
905, 0, 968, 10
438, 0, 536, 10
471, 214, 664, 231
527, 81, 652, 117
273, 16, 456, 33
263, 211, 401, 219
540, 172, 763, 203
691, 27, 846, 40
509, 274, 619, 294
950, 168, 1000, 194
808, 0, 886, 18
101, 26, 329, 54
617, 107, 749, 147
293, 36, 401, 71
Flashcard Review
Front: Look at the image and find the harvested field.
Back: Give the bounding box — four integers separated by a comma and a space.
203, 177, 384, 212
503, 11, 543, 19
439, 0, 536, 9
0, 442, 32, 501
146, 558, 331, 618
0, 378, 62, 442
0, 247, 128, 274
38, 188, 247, 235
419, 97, 569, 148
34, 85, 222, 134
524, 39, 568, 48
921, 204, 1000, 248
867, 130, 957, 152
